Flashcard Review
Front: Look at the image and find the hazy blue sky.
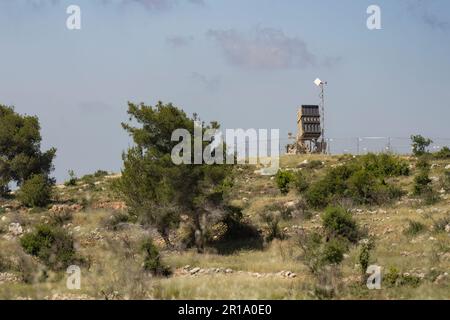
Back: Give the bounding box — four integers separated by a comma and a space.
1, 0, 450, 181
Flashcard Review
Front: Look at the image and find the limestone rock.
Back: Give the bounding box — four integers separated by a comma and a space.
8, 222, 23, 237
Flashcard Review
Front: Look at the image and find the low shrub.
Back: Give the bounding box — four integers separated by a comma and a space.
293, 171, 310, 194
440, 170, 450, 192
102, 212, 132, 231
259, 211, 285, 242
305, 154, 407, 208
0, 252, 11, 272
321, 206, 360, 243
94, 170, 109, 178
20, 224, 79, 270
413, 160, 438, 204
404, 220, 426, 236
297, 231, 349, 274
141, 238, 171, 277
275, 170, 295, 195
384, 266, 421, 288
17, 174, 53, 208
64, 170, 77, 187
306, 160, 323, 170
434, 146, 450, 159
359, 153, 410, 177
321, 239, 346, 265
48, 210, 73, 226
304, 179, 331, 208
384, 266, 401, 287
432, 216, 450, 233
358, 238, 375, 279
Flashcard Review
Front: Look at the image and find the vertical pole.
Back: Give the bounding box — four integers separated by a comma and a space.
357, 138, 360, 155
320, 83, 326, 154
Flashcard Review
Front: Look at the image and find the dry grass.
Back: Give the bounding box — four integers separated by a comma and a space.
0, 154, 449, 299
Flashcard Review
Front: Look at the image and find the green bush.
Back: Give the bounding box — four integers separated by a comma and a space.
141, 238, 171, 276
359, 153, 410, 177
102, 212, 132, 231
433, 216, 450, 233
440, 170, 450, 192
322, 206, 359, 243
384, 266, 401, 287
64, 170, 77, 187
321, 239, 346, 265
434, 146, 450, 159
347, 169, 379, 204
94, 170, 109, 178
275, 170, 295, 195
17, 174, 53, 208
48, 210, 73, 226
358, 239, 375, 278
0, 252, 10, 271
384, 266, 421, 288
306, 160, 323, 170
20, 224, 79, 270
294, 171, 310, 194
305, 154, 407, 208
297, 231, 349, 274
416, 157, 431, 170
259, 211, 285, 242
305, 179, 331, 208
413, 160, 438, 203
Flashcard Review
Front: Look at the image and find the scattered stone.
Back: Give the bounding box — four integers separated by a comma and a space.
92, 201, 126, 211
50, 204, 83, 214
0, 272, 20, 284
284, 201, 297, 209
8, 222, 23, 237
434, 273, 448, 285
190, 267, 201, 275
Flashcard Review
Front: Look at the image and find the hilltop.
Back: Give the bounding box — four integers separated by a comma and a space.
0, 154, 449, 300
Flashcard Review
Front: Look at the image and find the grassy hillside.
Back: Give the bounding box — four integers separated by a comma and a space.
0, 154, 449, 300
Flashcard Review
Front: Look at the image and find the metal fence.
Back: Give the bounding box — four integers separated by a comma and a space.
277, 136, 450, 155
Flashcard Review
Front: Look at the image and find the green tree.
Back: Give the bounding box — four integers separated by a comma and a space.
411, 135, 433, 156
0, 105, 56, 196
115, 102, 233, 252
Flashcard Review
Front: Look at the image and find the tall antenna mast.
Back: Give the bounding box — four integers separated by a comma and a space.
314, 78, 327, 154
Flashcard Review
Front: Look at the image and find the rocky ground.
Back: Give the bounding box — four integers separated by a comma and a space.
0, 155, 449, 300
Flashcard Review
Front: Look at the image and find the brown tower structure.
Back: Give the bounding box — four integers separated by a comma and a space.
287, 105, 326, 154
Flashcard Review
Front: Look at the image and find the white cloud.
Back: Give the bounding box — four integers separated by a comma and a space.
207, 27, 333, 70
